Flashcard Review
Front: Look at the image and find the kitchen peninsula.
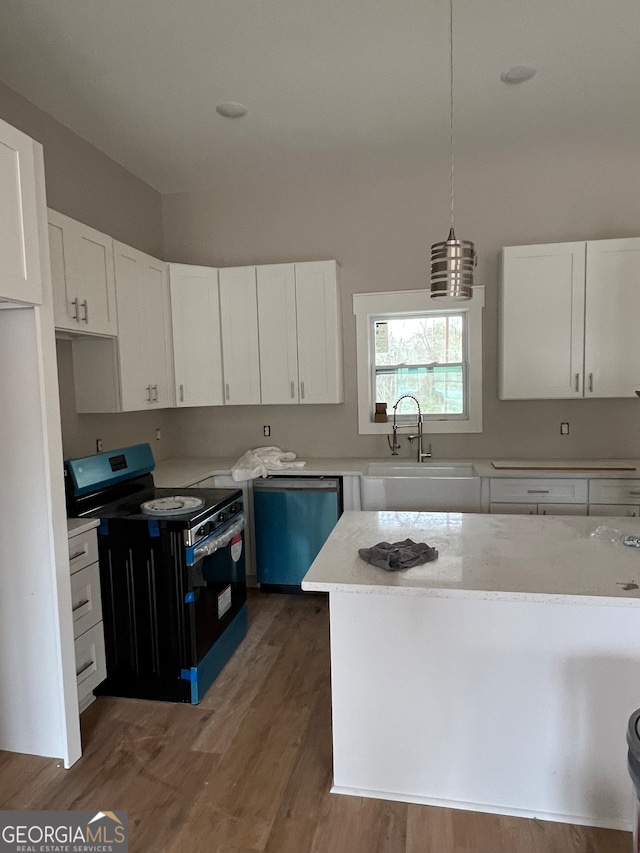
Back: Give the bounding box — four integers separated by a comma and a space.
302, 510, 640, 831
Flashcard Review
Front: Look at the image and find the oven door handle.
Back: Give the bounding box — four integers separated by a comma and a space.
188, 516, 245, 565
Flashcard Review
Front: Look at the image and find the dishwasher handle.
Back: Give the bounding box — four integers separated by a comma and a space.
253, 477, 340, 491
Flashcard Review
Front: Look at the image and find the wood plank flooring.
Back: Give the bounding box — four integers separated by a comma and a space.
0, 591, 632, 852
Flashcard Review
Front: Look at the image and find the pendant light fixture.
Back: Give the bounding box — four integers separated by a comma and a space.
430, 0, 476, 299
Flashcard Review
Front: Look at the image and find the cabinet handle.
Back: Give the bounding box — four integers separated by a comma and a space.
72, 598, 90, 613
526, 489, 550, 494
146, 385, 152, 402
69, 548, 87, 562
76, 660, 95, 678
152, 385, 158, 402
71, 297, 80, 320
575, 373, 579, 392
300, 381, 305, 400
290, 381, 295, 399
541, 509, 547, 515
225, 383, 230, 401
81, 299, 89, 322
628, 491, 640, 497
588, 373, 593, 393
179, 384, 184, 403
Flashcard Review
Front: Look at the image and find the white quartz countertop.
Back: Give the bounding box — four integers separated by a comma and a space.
301, 511, 640, 606
67, 517, 100, 538
153, 456, 640, 487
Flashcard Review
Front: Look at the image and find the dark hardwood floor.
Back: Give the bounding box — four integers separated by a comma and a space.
0, 591, 631, 852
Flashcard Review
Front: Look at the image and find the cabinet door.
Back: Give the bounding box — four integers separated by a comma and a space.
114, 242, 172, 411
170, 264, 224, 407
257, 264, 299, 404
219, 267, 261, 405
499, 243, 585, 399
538, 503, 588, 516
48, 209, 117, 335
585, 238, 640, 397
0, 118, 42, 304
589, 503, 640, 517
490, 502, 537, 514
295, 261, 343, 404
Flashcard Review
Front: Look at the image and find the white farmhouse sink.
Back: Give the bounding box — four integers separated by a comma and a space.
361, 461, 481, 512
365, 461, 476, 477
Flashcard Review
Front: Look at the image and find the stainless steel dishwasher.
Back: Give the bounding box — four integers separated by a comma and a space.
253, 476, 342, 591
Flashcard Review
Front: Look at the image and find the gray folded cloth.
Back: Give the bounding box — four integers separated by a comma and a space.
358, 538, 438, 572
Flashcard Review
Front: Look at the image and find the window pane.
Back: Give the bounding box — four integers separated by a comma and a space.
374, 315, 463, 366
375, 365, 464, 415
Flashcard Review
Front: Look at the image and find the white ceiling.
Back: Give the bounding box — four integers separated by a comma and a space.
0, 0, 638, 194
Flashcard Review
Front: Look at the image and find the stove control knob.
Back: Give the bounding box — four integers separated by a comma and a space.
197, 525, 205, 536
229, 503, 241, 515
217, 512, 228, 524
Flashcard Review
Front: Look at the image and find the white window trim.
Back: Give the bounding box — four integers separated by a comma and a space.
353, 287, 484, 435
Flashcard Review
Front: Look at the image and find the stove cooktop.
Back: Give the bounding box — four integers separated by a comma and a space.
85, 487, 242, 527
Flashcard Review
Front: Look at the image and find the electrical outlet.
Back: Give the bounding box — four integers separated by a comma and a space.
263, 425, 271, 437
155, 428, 161, 441
560, 422, 569, 436
96, 438, 103, 453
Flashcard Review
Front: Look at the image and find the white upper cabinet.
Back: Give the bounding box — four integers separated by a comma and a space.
72, 243, 173, 412
584, 238, 640, 398
0, 117, 43, 304
219, 266, 261, 405
500, 238, 640, 399
48, 210, 117, 335
169, 264, 224, 407
256, 260, 343, 405
257, 264, 299, 404
294, 261, 343, 404
500, 242, 585, 399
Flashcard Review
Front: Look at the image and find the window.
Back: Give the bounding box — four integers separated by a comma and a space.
353, 288, 484, 435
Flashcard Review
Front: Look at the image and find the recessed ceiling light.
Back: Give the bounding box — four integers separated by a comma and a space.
216, 102, 248, 118
500, 66, 537, 85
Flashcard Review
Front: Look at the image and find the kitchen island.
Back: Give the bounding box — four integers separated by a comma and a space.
302, 511, 640, 830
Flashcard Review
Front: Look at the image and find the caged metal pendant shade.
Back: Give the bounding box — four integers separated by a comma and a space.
430, 0, 476, 300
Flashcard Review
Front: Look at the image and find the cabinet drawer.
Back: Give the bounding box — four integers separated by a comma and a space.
68, 529, 99, 574
589, 503, 640, 517
539, 503, 588, 516
490, 502, 537, 515
489, 478, 588, 504
588, 479, 640, 505
75, 622, 106, 701
70, 562, 103, 638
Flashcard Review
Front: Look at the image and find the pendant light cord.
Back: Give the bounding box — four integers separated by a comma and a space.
449, 0, 454, 235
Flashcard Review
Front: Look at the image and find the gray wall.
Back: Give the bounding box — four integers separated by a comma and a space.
0, 80, 176, 461
162, 138, 640, 460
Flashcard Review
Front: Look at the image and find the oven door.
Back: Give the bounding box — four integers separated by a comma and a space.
185, 516, 247, 665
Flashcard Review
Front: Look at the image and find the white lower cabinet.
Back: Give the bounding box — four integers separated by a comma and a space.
71, 242, 174, 412
68, 528, 106, 711
489, 478, 588, 516
588, 479, 640, 517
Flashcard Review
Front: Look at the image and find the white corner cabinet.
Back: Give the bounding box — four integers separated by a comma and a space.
0, 117, 43, 304
72, 242, 173, 412
48, 209, 117, 335
68, 526, 106, 711
500, 238, 640, 399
